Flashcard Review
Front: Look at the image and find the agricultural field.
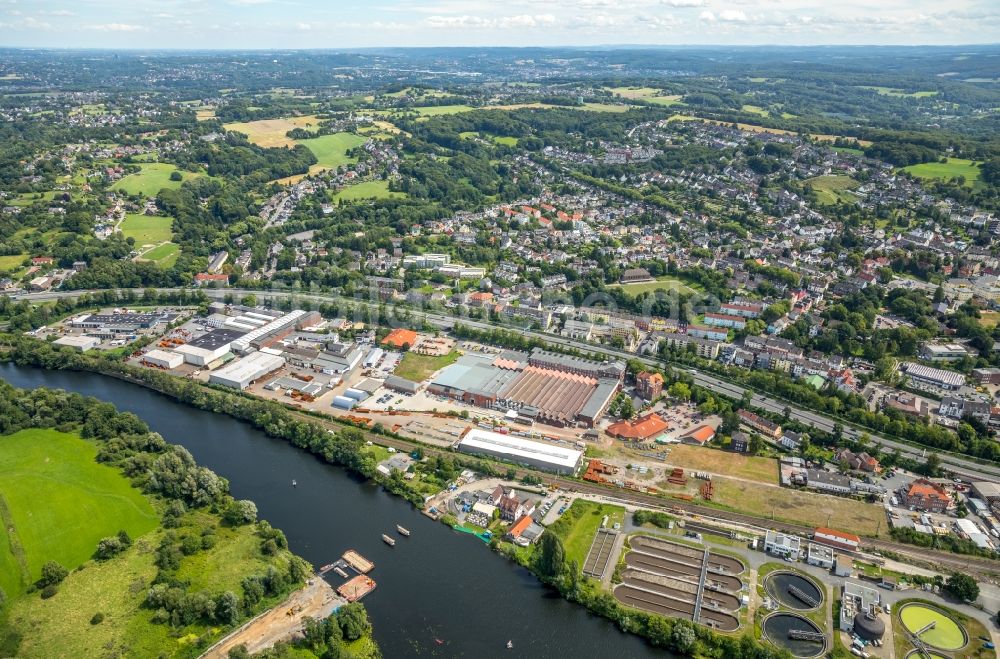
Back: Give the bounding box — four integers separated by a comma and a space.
332, 179, 405, 202
113, 163, 197, 197
298, 132, 367, 170
394, 350, 458, 382
608, 276, 699, 296
903, 158, 981, 187
659, 444, 778, 485
223, 115, 323, 148
407, 104, 476, 117
606, 87, 682, 106
807, 174, 860, 205
711, 478, 884, 536
742, 104, 770, 116
0, 428, 159, 598
547, 500, 626, 569
138, 242, 180, 268
119, 213, 173, 245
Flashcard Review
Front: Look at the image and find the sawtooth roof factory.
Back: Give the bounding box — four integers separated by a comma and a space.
428, 347, 624, 428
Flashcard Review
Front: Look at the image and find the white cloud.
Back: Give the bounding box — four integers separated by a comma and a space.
86, 23, 146, 32
296, 22, 312, 30
664, 0, 709, 7
38, 9, 74, 16
425, 13, 558, 29
718, 9, 747, 21
699, 10, 715, 20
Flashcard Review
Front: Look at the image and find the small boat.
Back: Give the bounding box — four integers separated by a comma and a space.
292, 479, 297, 487
507, 640, 513, 649
435, 639, 445, 646
320, 563, 335, 572
396, 525, 411, 536
334, 567, 349, 578
382, 534, 396, 546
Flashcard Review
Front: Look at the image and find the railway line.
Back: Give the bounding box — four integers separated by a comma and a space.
282, 407, 1000, 579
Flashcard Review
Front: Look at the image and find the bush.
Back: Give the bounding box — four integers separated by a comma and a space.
90, 612, 105, 625
38, 561, 68, 588
40, 585, 58, 599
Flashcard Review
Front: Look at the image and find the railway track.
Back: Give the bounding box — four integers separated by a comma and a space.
285, 408, 1000, 579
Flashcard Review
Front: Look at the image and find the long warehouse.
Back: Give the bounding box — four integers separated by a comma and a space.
209, 352, 285, 389
456, 428, 583, 475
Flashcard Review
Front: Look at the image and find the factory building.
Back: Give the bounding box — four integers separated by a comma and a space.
174, 328, 244, 367
142, 349, 184, 369
231, 310, 320, 354
68, 310, 179, 338
456, 428, 583, 475
209, 352, 285, 389
53, 335, 100, 352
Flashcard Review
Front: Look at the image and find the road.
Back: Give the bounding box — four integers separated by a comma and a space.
12, 286, 1000, 483
200, 577, 342, 659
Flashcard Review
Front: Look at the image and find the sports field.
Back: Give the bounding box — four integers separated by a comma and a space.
139, 242, 180, 267
903, 158, 981, 187
608, 276, 699, 296
807, 174, 859, 205
113, 163, 196, 197
0, 428, 158, 598
120, 213, 172, 245
298, 132, 367, 169
223, 114, 323, 147
332, 179, 405, 202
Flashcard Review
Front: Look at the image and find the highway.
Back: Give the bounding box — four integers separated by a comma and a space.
12, 285, 1000, 483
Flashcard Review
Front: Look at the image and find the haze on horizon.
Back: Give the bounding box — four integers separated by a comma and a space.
1, 0, 998, 49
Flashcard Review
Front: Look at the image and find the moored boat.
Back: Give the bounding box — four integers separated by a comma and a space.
382, 533, 396, 546
396, 524, 410, 536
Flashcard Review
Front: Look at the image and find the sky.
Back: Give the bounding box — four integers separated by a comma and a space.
1, 0, 998, 49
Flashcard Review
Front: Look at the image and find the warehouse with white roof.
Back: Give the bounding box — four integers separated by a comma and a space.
209, 352, 285, 389
456, 428, 583, 475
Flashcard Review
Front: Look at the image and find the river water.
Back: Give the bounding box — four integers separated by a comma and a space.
0, 363, 674, 658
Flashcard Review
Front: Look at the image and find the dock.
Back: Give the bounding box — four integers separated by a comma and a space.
337, 575, 377, 602
342, 549, 374, 574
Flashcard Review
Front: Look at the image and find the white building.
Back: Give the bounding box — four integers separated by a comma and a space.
53, 335, 100, 352
142, 349, 183, 369
456, 428, 583, 475
764, 530, 801, 560
209, 352, 285, 389
806, 542, 834, 570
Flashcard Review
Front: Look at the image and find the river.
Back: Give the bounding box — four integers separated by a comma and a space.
0, 363, 673, 658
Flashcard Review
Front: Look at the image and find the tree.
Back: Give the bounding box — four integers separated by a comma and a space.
38, 561, 68, 587
169, 171, 183, 182
945, 573, 979, 602
336, 602, 371, 641
922, 452, 942, 477
670, 620, 697, 654
537, 532, 566, 579
748, 433, 764, 456
668, 382, 691, 401
215, 591, 240, 625
223, 500, 258, 526
241, 294, 257, 307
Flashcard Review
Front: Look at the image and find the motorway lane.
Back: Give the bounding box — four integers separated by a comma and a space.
13, 286, 1000, 482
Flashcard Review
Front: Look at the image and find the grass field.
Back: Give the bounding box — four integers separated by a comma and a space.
120, 214, 172, 245
661, 444, 778, 484
606, 87, 682, 107
332, 179, 405, 202
548, 500, 626, 570
223, 115, 323, 148
0, 428, 159, 598
807, 174, 860, 205
711, 478, 884, 536
608, 276, 699, 296
0, 254, 26, 270
979, 311, 1000, 329
298, 132, 367, 170
394, 350, 458, 382
861, 86, 938, 98
903, 158, 981, 187
113, 163, 197, 197
742, 104, 770, 116
408, 104, 475, 116
459, 131, 519, 146
138, 242, 180, 268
